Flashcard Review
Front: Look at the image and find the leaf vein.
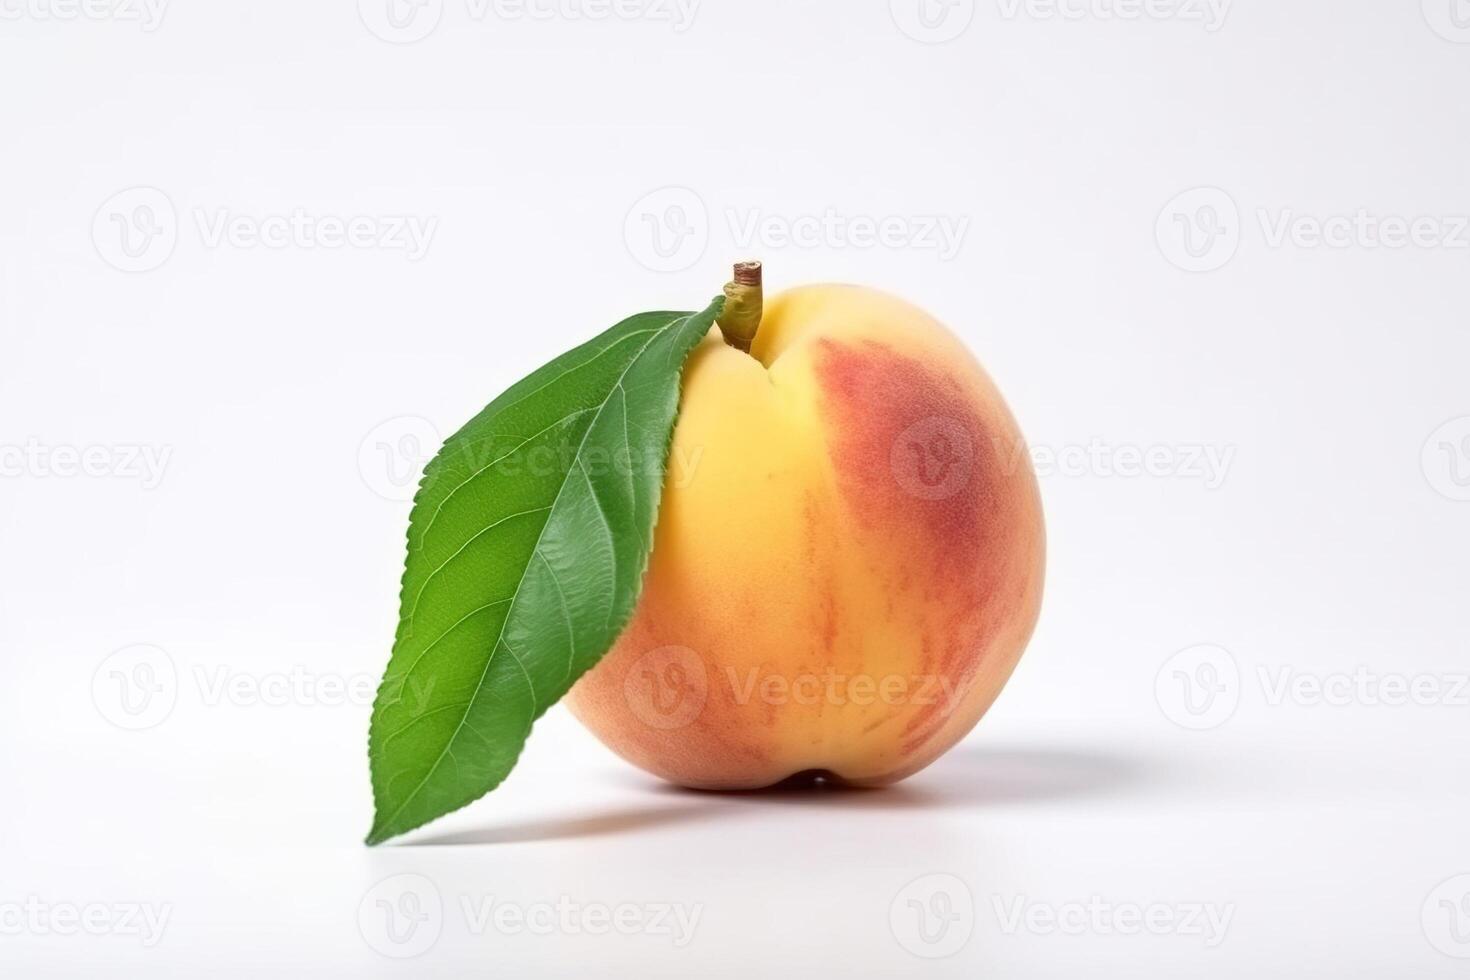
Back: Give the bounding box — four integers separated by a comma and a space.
415, 406, 597, 547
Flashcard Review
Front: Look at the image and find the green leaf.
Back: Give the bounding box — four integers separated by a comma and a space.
366, 297, 724, 845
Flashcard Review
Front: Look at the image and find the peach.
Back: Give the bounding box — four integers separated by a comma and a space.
566, 281, 1045, 788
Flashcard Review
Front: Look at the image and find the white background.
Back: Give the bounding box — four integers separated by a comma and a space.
2, 0, 1469, 976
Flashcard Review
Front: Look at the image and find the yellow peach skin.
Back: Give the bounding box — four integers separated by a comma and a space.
566, 283, 1045, 789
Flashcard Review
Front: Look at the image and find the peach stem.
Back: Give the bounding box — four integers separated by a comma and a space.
716, 260, 763, 353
